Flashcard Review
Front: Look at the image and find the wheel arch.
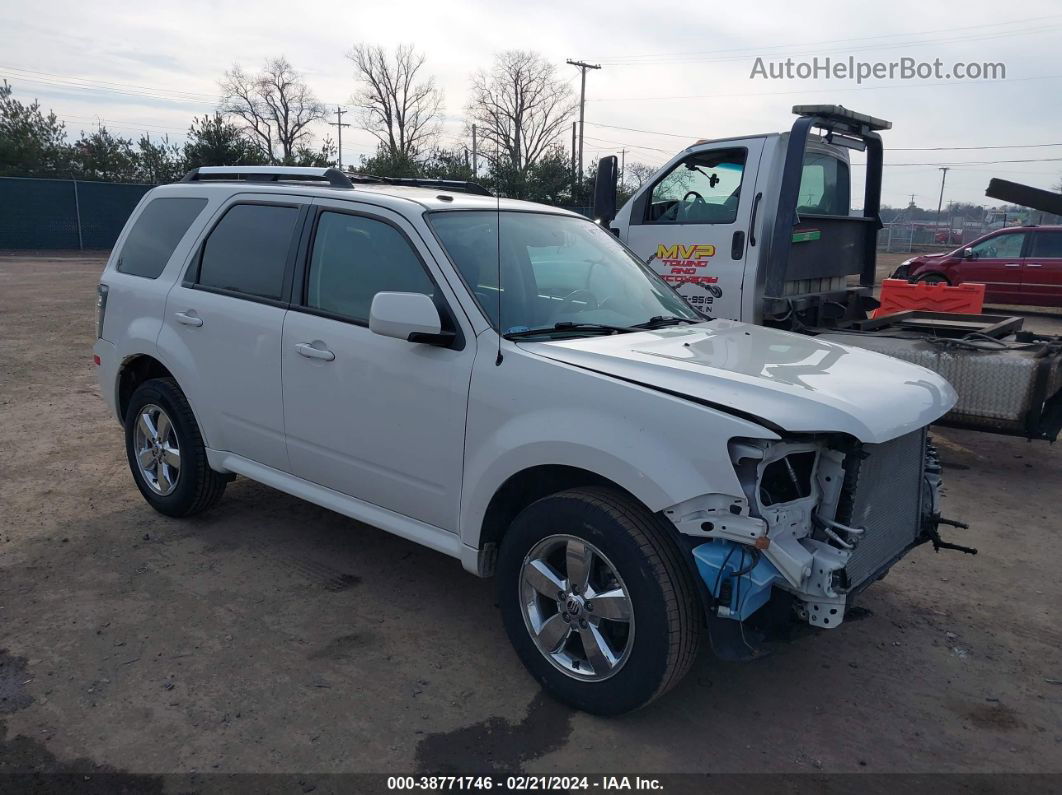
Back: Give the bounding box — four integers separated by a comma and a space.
916, 270, 952, 285
117, 354, 175, 421
116, 354, 212, 449
468, 464, 692, 578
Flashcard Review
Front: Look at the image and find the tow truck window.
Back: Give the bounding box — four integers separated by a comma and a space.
797, 154, 850, 216
646, 149, 746, 225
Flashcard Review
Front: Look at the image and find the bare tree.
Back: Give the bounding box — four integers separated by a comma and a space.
348, 44, 442, 163
625, 162, 657, 190
220, 57, 328, 164
466, 51, 576, 180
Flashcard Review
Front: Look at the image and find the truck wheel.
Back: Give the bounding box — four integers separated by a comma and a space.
496, 487, 702, 715
124, 377, 227, 517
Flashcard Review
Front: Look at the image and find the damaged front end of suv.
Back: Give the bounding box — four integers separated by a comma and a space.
665, 430, 974, 654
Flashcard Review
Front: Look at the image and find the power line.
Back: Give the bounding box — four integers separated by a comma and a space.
584, 121, 1062, 158
585, 121, 697, 140
593, 21, 1062, 66
586, 14, 1062, 62
8, 64, 1062, 175
0, 64, 220, 101
586, 73, 1062, 104
893, 142, 1062, 151
581, 134, 669, 154
856, 157, 1062, 166
0, 66, 356, 111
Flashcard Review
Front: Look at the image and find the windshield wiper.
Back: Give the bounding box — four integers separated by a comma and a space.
631, 315, 701, 329
504, 322, 636, 340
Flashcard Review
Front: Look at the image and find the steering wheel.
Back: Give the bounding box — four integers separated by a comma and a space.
683, 190, 706, 205
560, 289, 598, 313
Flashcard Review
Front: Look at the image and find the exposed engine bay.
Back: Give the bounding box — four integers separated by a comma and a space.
665, 432, 974, 634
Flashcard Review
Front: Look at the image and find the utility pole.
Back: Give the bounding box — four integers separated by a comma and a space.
935, 167, 950, 229
471, 124, 478, 177
566, 59, 601, 196
571, 122, 577, 201
329, 106, 350, 170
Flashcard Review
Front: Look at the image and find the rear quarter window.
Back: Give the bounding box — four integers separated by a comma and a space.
797, 154, 850, 216
116, 197, 208, 279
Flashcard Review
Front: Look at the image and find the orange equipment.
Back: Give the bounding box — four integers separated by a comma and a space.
872, 278, 985, 319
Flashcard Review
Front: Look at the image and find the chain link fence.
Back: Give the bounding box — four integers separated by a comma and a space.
0, 177, 153, 250
877, 221, 999, 254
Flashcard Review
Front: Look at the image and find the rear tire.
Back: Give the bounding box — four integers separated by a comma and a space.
496, 487, 702, 715
124, 377, 227, 517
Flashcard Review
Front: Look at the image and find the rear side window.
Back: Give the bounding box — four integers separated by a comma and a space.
798, 154, 850, 216
198, 204, 300, 300
116, 197, 207, 279
305, 211, 434, 323
1030, 231, 1062, 258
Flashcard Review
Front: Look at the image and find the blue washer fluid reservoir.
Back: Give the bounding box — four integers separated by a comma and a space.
692, 540, 785, 621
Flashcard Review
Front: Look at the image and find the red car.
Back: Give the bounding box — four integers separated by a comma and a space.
892, 225, 1062, 308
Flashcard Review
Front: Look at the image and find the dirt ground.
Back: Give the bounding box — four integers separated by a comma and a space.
1, 253, 1060, 782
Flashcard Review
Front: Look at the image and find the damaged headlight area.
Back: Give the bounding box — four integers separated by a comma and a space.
665, 430, 960, 631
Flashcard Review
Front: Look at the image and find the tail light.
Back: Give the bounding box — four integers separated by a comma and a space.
96, 283, 109, 339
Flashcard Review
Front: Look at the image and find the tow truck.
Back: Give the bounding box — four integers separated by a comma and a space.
593, 105, 1062, 441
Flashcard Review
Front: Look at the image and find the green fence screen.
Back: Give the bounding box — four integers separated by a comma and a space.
0, 177, 153, 250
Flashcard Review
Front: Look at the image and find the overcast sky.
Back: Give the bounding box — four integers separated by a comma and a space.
4, 0, 1062, 208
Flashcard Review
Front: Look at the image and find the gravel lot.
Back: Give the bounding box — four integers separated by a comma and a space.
1, 253, 1060, 782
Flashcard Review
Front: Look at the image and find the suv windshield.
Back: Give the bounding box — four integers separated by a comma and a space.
429, 211, 700, 336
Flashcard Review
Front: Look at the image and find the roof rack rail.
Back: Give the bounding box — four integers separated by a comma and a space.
181, 166, 354, 188
348, 174, 492, 196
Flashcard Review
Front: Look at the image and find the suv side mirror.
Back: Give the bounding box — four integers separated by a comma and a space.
593, 155, 619, 227
962, 247, 975, 259
369, 292, 452, 345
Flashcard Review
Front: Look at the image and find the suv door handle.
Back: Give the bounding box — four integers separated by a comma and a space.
1025, 262, 1042, 267
174, 311, 203, 327
1003, 263, 1021, 268
294, 342, 335, 361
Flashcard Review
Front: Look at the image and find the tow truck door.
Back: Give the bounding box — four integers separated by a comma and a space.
621, 138, 765, 320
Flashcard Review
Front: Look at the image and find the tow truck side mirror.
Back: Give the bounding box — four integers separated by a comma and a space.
593, 155, 619, 228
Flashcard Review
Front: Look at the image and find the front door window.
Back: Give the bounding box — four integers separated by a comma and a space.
646, 149, 747, 225
970, 232, 1025, 260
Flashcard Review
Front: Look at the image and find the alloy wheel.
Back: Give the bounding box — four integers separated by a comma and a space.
519, 534, 635, 681
133, 403, 181, 496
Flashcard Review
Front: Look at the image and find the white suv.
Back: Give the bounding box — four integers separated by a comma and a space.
95, 166, 957, 714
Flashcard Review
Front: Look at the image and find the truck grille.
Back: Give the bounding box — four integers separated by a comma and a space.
839, 429, 926, 588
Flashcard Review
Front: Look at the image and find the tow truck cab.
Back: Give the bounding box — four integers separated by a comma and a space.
596, 106, 1062, 441
605, 105, 888, 328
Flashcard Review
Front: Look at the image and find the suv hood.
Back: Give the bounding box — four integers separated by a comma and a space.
519, 320, 956, 443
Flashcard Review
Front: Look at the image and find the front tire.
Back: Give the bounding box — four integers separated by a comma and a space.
917, 272, 949, 285
124, 377, 227, 517
496, 488, 702, 715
